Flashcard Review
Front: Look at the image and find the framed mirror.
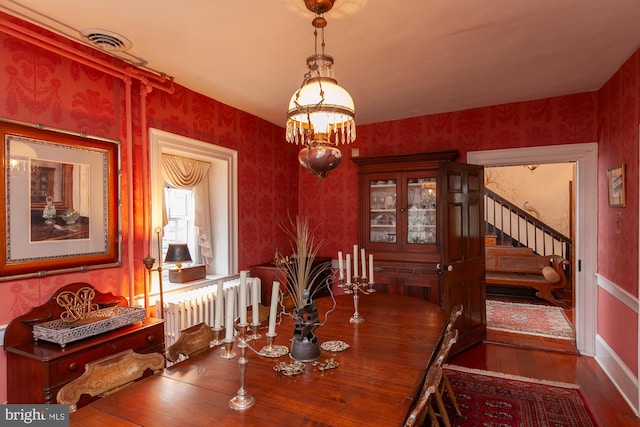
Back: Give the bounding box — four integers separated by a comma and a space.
0, 119, 121, 279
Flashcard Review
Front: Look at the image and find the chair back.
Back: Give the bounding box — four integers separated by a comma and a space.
57, 349, 165, 412
166, 322, 215, 363
446, 304, 463, 332
434, 328, 459, 367
405, 365, 442, 427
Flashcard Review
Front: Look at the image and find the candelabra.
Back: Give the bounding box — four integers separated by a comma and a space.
228, 323, 255, 410
339, 275, 374, 323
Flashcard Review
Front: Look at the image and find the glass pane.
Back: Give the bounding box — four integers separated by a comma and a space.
369, 179, 396, 243
407, 177, 437, 244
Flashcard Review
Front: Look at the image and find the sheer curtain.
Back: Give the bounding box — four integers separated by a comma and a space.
161, 154, 213, 268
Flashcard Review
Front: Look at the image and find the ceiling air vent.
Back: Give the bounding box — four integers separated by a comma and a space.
79, 28, 132, 52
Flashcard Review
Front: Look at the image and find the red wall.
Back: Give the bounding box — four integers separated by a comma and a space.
302, 93, 599, 257
1, 12, 639, 403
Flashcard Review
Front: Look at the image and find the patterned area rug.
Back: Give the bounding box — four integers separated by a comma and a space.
486, 300, 574, 340
443, 365, 598, 427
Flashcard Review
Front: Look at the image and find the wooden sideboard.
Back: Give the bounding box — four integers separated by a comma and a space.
4, 282, 165, 408
250, 256, 332, 305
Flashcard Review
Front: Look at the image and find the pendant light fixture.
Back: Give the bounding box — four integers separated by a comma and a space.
286, 0, 356, 179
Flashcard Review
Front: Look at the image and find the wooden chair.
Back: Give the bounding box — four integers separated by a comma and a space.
57, 349, 165, 412
405, 365, 441, 427
166, 322, 215, 363
446, 304, 463, 332
432, 328, 462, 423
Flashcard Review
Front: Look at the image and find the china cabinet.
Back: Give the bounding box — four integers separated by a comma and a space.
352, 150, 486, 352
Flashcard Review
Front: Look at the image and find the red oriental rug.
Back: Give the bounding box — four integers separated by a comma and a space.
486, 300, 574, 340
442, 365, 598, 427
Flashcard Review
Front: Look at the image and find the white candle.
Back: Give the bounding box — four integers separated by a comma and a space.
268, 281, 280, 335
361, 248, 367, 279
346, 254, 351, 285
338, 251, 344, 279
225, 288, 235, 341
353, 244, 359, 278
239, 271, 247, 324
251, 278, 260, 325
214, 279, 224, 329
369, 254, 374, 284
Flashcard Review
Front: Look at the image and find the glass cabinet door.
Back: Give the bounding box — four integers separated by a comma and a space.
369, 178, 397, 244
406, 177, 437, 245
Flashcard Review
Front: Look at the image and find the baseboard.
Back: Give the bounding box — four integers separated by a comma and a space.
595, 334, 639, 416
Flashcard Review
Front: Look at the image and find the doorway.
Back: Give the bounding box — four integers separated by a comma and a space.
483, 162, 577, 351
468, 143, 598, 356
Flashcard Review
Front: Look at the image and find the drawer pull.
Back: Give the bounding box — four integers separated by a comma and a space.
68, 362, 79, 372
412, 269, 423, 276
147, 335, 155, 343
373, 267, 384, 272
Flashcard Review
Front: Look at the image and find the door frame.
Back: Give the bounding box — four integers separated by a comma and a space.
467, 143, 597, 356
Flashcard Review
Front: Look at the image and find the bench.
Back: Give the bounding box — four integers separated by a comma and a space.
485, 245, 569, 307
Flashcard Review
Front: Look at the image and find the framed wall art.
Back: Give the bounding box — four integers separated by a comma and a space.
607, 164, 625, 208
0, 119, 121, 280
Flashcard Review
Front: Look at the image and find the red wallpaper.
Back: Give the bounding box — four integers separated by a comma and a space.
302, 93, 600, 258
0, 12, 639, 403
598, 50, 640, 295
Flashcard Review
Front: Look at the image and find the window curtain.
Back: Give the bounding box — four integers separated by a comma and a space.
161, 154, 213, 268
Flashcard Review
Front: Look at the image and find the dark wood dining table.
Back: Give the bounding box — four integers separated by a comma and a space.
70, 293, 448, 427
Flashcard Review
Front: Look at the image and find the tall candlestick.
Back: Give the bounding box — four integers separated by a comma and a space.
214, 279, 224, 329
251, 278, 259, 324
239, 271, 247, 324
268, 282, 280, 335
353, 244, 359, 278
369, 254, 374, 284
338, 251, 344, 279
225, 288, 235, 341
346, 254, 351, 285
361, 248, 367, 279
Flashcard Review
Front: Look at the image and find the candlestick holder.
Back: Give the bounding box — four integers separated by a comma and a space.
212, 326, 225, 346
220, 338, 237, 359
229, 323, 255, 410
340, 276, 373, 323
249, 322, 262, 341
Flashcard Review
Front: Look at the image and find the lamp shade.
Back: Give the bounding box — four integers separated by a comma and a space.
164, 243, 191, 270
286, 54, 355, 147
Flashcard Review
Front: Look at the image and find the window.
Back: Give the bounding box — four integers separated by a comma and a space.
163, 187, 198, 264
149, 129, 238, 289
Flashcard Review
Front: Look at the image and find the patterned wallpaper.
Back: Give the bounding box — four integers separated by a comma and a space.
0, 12, 638, 402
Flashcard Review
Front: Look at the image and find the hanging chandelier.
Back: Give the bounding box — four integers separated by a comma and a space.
286, 0, 356, 179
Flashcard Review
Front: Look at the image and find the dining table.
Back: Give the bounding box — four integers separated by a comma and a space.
70, 293, 448, 427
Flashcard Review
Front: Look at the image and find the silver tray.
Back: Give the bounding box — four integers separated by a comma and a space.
33, 306, 146, 347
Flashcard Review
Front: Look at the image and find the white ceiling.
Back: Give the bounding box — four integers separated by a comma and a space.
2, 0, 640, 127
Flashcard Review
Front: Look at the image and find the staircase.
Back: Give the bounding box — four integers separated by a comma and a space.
484, 188, 572, 283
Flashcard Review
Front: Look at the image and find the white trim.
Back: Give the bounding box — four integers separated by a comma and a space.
468, 142, 598, 356
596, 334, 639, 416
149, 128, 239, 278
596, 273, 639, 313
0, 323, 6, 347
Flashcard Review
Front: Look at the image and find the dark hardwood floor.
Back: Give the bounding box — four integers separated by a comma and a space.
448, 290, 640, 426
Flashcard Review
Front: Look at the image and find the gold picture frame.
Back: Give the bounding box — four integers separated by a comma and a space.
607, 164, 625, 207
0, 119, 121, 280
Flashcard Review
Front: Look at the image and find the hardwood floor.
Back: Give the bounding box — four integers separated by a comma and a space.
448, 290, 640, 426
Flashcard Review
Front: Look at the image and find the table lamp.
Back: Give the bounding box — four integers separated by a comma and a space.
165, 243, 206, 283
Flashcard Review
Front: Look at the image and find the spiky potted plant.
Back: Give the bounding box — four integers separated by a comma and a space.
281, 215, 331, 361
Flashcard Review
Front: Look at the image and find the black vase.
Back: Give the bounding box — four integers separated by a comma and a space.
289, 299, 321, 362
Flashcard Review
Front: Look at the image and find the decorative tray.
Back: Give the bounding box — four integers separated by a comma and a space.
33, 306, 145, 347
